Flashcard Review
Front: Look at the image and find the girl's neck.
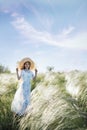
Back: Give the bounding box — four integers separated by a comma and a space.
25, 68, 29, 70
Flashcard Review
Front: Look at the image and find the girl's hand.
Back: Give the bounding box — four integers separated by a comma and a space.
35, 68, 38, 73
16, 68, 18, 72
33, 69, 38, 80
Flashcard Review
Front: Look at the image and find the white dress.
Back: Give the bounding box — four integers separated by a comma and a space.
11, 69, 34, 115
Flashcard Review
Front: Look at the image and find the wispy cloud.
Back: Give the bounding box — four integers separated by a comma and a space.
11, 12, 19, 17
62, 26, 75, 36
76, 3, 86, 16
0, 0, 21, 14
11, 13, 87, 49
20, 0, 53, 30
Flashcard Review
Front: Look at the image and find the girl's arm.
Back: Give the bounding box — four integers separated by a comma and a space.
16, 68, 21, 80
33, 69, 38, 80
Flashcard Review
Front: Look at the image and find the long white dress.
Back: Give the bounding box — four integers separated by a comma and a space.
11, 69, 34, 115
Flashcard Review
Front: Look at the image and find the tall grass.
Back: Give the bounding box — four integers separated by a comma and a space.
0, 71, 87, 130
0, 82, 18, 130
0, 73, 43, 130
19, 71, 87, 130
0, 74, 19, 130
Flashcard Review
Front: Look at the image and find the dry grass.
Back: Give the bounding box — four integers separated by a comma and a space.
0, 71, 87, 130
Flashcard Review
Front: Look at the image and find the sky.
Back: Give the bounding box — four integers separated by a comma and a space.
0, 0, 87, 73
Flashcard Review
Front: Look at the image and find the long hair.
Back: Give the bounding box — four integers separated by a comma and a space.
22, 61, 31, 70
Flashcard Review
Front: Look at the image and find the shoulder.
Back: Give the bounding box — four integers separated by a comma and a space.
20, 69, 25, 75
20, 69, 24, 73
29, 70, 33, 74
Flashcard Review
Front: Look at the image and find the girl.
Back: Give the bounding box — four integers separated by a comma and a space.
11, 57, 37, 116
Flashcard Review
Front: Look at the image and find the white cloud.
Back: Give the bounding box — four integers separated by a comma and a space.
11, 12, 19, 17
2, 9, 10, 13
11, 14, 87, 49
20, 1, 51, 29
62, 26, 75, 36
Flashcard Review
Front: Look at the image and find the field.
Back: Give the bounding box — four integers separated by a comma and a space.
0, 71, 87, 130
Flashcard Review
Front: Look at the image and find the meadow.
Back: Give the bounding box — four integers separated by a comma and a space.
0, 70, 87, 130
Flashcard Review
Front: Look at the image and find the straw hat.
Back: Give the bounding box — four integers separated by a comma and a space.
17, 57, 35, 70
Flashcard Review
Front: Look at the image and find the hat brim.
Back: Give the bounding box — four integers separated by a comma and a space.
17, 57, 35, 70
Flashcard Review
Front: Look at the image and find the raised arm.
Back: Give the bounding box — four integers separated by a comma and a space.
33, 69, 38, 80
16, 68, 21, 80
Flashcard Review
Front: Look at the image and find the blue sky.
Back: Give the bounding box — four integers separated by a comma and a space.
0, 0, 87, 73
